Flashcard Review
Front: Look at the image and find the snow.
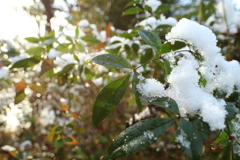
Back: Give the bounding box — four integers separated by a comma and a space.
48, 48, 60, 60
136, 74, 166, 105
54, 53, 76, 68
136, 18, 240, 131
176, 129, 190, 148
145, 0, 162, 12
78, 19, 90, 28
166, 18, 220, 57
1, 145, 16, 151
143, 130, 157, 140
0, 67, 9, 79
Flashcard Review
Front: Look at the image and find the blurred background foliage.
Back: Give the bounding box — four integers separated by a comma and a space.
0, 0, 240, 159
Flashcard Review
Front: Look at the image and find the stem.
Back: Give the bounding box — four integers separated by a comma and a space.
226, 119, 233, 160
198, 0, 203, 23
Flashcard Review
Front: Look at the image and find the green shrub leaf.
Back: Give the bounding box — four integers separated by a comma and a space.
132, 71, 144, 111
103, 117, 176, 159
163, 58, 172, 75
177, 119, 203, 160
225, 102, 238, 119
25, 46, 45, 55
81, 35, 101, 44
92, 74, 130, 126
122, 7, 143, 16
138, 30, 162, 54
56, 63, 75, 76
150, 97, 179, 114
161, 41, 186, 54
91, 54, 132, 68
11, 57, 41, 69
24, 37, 39, 43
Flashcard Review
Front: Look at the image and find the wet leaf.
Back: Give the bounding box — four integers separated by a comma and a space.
92, 74, 130, 126
150, 97, 179, 114
177, 119, 203, 160
103, 118, 176, 159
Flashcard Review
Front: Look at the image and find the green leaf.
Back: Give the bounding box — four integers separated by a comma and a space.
54, 138, 64, 149
225, 102, 238, 119
24, 37, 39, 43
163, 59, 171, 75
132, 71, 144, 111
122, 7, 143, 16
149, 97, 179, 114
64, 136, 73, 142
156, 4, 170, 12
103, 117, 176, 159
42, 38, 57, 45
55, 126, 64, 133
92, 74, 130, 126
161, 41, 186, 54
106, 47, 121, 54
138, 30, 162, 53
140, 48, 153, 64
56, 63, 75, 76
119, 32, 133, 39
75, 27, 80, 37
11, 57, 41, 69
214, 131, 229, 147
125, 0, 141, 7
25, 46, 45, 55
56, 43, 71, 52
14, 91, 26, 104
177, 119, 203, 160
81, 35, 101, 44
91, 54, 132, 68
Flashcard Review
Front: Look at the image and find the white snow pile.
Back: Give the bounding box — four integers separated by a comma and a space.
137, 18, 240, 131
0, 66, 9, 79
144, 0, 162, 12
136, 74, 166, 105
48, 48, 60, 60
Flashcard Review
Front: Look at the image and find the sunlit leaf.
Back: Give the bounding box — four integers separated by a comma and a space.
42, 38, 57, 45
91, 54, 132, 68
150, 97, 179, 114
122, 7, 143, 16
65, 135, 80, 145
68, 112, 80, 120
15, 80, 26, 93
25, 46, 45, 55
138, 30, 162, 54
14, 91, 26, 104
92, 74, 130, 126
177, 119, 203, 160
11, 57, 41, 69
30, 84, 46, 93
103, 118, 176, 159
24, 37, 39, 43
132, 71, 144, 111
59, 100, 69, 112
81, 35, 101, 44
40, 59, 53, 75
